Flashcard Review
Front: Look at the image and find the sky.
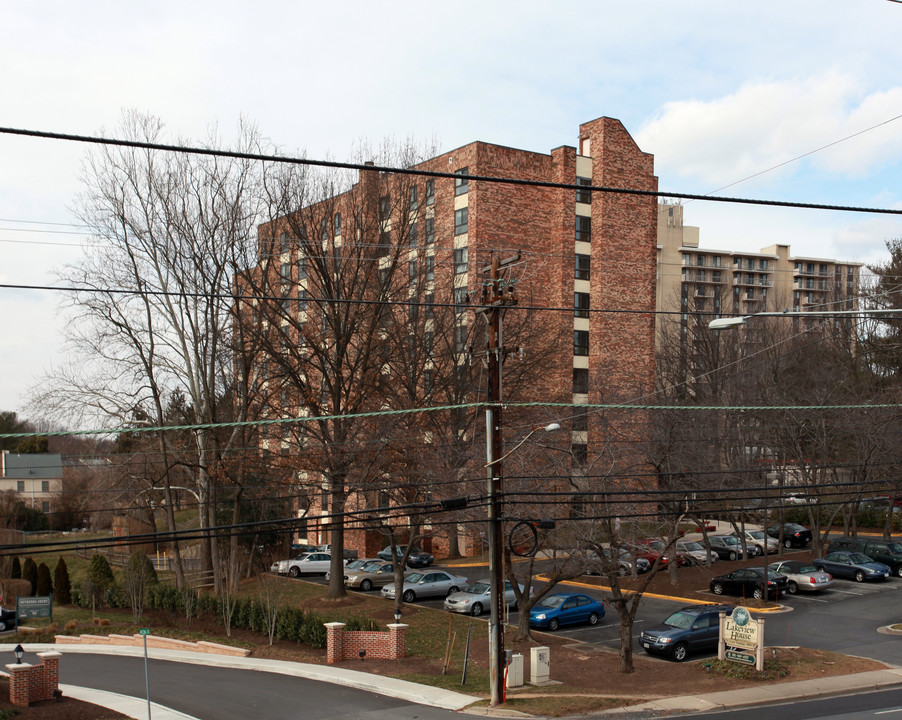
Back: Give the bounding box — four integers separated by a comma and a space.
2, 1, 902, 419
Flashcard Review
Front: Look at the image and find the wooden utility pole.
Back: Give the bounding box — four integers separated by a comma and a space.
480, 251, 520, 707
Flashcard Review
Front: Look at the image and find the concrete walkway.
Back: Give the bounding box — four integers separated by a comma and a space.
2, 642, 901, 718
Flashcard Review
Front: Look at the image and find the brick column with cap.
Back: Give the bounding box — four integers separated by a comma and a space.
325, 622, 345, 664
6, 663, 32, 706
37, 651, 61, 701
387, 623, 408, 659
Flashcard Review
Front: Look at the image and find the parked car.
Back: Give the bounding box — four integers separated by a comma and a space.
768, 560, 834, 593
710, 567, 788, 599
443, 579, 530, 616
619, 542, 664, 568
675, 540, 717, 566
827, 537, 902, 578
587, 548, 651, 576
813, 552, 891, 582
706, 535, 749, 561
313, 544, 358, 561
376, 546, 434, 568
0, 607, 16, 632
281, 552, 338, 577
638, 604, 733, 662
528, 593, 605, 631
635, 538, 681, 567
784, 492, 817, 505
380, 570, 467, 602
729, 529, 779, 555
326, 557, 378, 582
766, 523, 812, 548
344, 561, 411, 591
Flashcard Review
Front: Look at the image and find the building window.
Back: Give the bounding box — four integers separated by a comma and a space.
575, 216, 591, 242
454, 247, 468, 274
454, 207, 468, 235
806, 262, 815, 273
425, 330, 434, 356
380, 195, 390, 221
425, 179, 434, 206
280, 262, 291, 283
425, 293, 434, 319
16, 481, 24, 493
334, 212, 341, 236
409, 260, 418, 285
41, 501, 49, 513
747, 258, 755, 270
713, 270, 722, 283
759, 258, 768, 270
279, 233, 291, 254
454, 324, 468, 352
576, 177, 592, 204
453, 286, 468, 313
697, 255, 706, 267
574, 292, 590, 318
425, 256, 434, 282
573, 406, 588, 431
425, 217, 434, 244
298, 256, 307, 280
574, 330, 589, 356
820, 263, 828, 275
42, 481, 49, 493
424, 369, 434, 395
409, 221, 418, 248
320, 217, 329, 241
572, 443, 588, 467
575, 254, 590, 280
573, 368, 589, 394
377, 229, 391, 257
454, 168, 469, 196
298, 289, 308, 311
713, 256, 721, 267
409, 186, 418, 211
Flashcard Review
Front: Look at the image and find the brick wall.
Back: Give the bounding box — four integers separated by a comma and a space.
325, 622, 407, 664
6, 651, 60, 706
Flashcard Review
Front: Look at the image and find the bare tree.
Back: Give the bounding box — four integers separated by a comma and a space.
31, 111, 271, 593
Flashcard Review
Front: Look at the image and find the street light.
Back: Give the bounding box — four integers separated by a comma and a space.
485, 421, 560, 707
13, 644, 24, 663
708, 308, 902, 331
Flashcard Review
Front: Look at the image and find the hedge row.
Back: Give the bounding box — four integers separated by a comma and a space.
68, 580, 378, 649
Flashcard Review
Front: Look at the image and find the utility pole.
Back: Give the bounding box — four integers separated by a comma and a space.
479, 250, 520, 707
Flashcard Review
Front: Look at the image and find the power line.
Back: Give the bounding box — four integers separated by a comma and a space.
2, 125, 901, 216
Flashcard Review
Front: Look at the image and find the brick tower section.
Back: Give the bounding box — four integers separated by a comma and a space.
581, 117, 658, 472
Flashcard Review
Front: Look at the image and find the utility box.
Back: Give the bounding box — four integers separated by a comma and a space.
530, 646, 550, 684
506, 653, 524, 688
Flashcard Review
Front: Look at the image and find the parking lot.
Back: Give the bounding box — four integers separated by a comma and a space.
276, 532, 902, 667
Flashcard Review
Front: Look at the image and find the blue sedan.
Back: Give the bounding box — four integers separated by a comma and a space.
529, 593, 605, 631
813, 552, 890, 582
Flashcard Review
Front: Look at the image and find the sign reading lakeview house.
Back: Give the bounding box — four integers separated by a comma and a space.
718, 607, 764, 671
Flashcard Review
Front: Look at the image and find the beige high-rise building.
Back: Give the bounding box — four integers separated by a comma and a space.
656, 202, 861, 340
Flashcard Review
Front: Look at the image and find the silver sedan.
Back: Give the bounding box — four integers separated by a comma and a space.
443, 579, 529, 616
381, 570, 468, 603
768, 560, 834, 593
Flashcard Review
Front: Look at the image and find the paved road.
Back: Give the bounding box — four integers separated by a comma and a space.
46, 652, 464, 720
660, 686, 902, 720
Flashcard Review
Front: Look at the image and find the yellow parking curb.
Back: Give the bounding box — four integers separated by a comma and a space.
536, 574, 787, 612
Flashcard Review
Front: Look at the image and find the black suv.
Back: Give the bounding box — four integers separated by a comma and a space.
376, 545, 434, 567
638, 604, 733, 662
828, 537, 902, 577
767, 523, 812, 548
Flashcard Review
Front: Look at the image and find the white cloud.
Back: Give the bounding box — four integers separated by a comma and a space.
636, 73, 902, 188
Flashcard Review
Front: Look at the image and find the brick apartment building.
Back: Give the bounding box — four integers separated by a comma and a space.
247, 116, 660, 557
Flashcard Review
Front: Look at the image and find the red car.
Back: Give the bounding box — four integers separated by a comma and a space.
622, 540, 678, 569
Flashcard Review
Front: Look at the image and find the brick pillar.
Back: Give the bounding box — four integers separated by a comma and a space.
387, 623, 408, 660
325, 622, 345, 664
37, 651, 61, 701
6, 663, 32, 707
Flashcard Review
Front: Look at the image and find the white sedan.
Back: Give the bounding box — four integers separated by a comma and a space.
443, 579, 530, 615
282, 552, 341, 577
381, 570, 468, 603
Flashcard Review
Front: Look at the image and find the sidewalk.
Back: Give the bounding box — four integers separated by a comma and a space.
2, 642, 900, 719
